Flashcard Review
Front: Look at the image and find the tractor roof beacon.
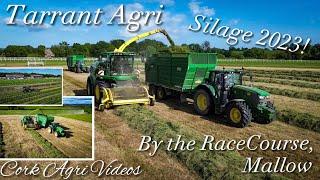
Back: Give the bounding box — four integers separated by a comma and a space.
87, 29, 174, 111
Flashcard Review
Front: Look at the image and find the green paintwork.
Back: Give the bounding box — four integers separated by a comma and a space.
146, 52, 217, 92
66, 55, 84, 67
36, 114, 54, 127
50, 123, 65, 137
233, 85, 270, 97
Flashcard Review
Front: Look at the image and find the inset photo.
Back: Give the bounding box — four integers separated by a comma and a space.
0, 96, 94, 160
0, 67, 63, 106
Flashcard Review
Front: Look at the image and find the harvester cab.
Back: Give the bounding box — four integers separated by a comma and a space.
87, 28, 175, 111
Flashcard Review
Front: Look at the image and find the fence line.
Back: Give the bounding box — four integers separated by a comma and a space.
0, 57, 96, 61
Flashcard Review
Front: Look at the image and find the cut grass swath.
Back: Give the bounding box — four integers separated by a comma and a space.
277, 110, 320, 133
256, 86, 320, 102
27, 129, 66, 158
113, 105, 281, 180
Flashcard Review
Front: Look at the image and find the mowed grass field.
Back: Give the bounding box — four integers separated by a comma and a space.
0, 77, 62, 105
62, 59, 320, 179
0, 106, 92, 158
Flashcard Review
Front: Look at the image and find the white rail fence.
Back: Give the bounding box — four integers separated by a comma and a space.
0, 57, 96, 61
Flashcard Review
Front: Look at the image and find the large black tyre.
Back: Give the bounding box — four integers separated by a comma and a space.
86, 78, 93, 96
148, 85, 156, 96
226, 101, 252, 128
193, 89, 213, 116
155, 87, 166, 100
76, 63, 81, 73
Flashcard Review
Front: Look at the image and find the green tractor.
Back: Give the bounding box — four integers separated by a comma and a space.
145, 52, 276, 127
67, 55, 89, 73
48, 123, 65, 137
87, 52, 154, 111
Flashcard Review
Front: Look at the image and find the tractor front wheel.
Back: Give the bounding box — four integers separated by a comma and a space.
193, 89, 213, 116
226, 101, 252, 128
156, 87, 166, 100
54, 132, 59, 137
86, 79, 93, 96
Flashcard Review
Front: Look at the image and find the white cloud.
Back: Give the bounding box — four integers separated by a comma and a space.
3, 18, 51, 32
143, 0, 175, 6
60, 27, 89, 33
188, 0, 215, 16
228, 19, 240, 26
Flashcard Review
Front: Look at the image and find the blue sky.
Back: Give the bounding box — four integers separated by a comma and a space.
0, 0, 319, 49
63, 97, 92, 105
0, 68, 62, 75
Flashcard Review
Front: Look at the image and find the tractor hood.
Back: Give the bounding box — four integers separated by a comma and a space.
233, 85, 270, 97
101, 75, 137, 81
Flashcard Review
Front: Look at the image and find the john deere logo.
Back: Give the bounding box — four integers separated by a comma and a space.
195, 80, 201, 84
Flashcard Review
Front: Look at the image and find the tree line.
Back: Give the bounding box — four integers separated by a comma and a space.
0, 40, 319, 60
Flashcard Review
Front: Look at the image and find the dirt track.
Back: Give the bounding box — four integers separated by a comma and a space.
64, 69, 320, 179
37, 116, 92, 158
0, 115, 46, 158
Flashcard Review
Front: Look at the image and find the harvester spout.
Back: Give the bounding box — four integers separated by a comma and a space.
114, 28, 175, 53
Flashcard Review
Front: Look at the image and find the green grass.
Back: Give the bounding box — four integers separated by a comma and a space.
113, 105, 281, 180
0, 108, 86, 116
0, 60, 95, 67
27, 129, 66, 158
243, 77, 320, 89
277, 110, 320, 133
256, 85, 320, 102
59, 114, 92, 122
0, 78, 61, 86
218, 59, 320, 68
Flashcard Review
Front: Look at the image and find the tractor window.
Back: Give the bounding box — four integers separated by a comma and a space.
224, 73, 241, 88
110, 56, 134, 75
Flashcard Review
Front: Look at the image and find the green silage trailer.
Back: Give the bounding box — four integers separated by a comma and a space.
145, 52, 217, 95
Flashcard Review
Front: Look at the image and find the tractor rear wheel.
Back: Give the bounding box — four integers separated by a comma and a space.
156, 87, 166, 100
76, 67, 81, 73
193, 89, 213, 116
48, 127, 52, 133
226, 101, 252, 128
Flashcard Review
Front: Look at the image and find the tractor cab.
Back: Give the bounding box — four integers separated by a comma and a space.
208, 69, 243, 106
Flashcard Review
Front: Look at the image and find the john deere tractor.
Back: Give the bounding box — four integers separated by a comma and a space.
87, 29, 175, 111
48, 123, 65, 137
145, 52, 276, 127
67, 55, 89, 73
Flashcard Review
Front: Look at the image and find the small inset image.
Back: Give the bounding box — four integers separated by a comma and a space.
0, 96, 94, 160
0, 67, 63, 106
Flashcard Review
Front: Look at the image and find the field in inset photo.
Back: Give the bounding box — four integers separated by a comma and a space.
0, 96, 93, 159
0, 68, 62, 105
